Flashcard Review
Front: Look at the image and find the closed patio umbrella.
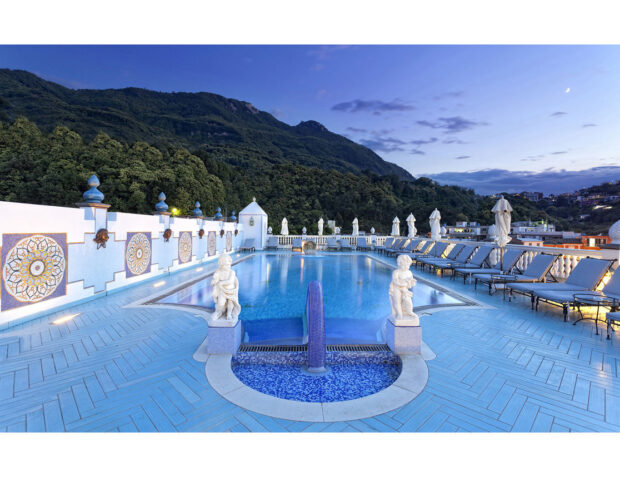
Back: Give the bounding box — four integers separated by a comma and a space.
281, 217, 289, 236
391, 217, 400, 236
429, 208, 441, 240
352, 217, 359, 236
492, 195, 513, 269
406, 213, 417, 238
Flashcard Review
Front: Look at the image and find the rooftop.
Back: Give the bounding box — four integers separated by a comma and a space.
1, 250, 618, 432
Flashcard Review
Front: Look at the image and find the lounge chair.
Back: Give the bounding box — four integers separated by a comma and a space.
240, 238, 256, 252
474, 253, 557, 298
291, 238, 303, 251
386, 239, 410, 256
375, 237, 394, 254
452, 248, 522, 282
338, 239, 353, 251
326, 237, 340, 251
445, 245, 494, 280
410, 241, 448, 264
417, 243, 464, 269
384, 238, 405, 255
265, 236, 279, 250
542, 267, 620, 336
424, 245, 478, 276
356, 237, 371, 251
508, 257, 614, 320
402, 238, 423, 254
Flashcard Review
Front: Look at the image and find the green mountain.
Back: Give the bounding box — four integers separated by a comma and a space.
0, 69, 413, 179
0, 68, 609, 235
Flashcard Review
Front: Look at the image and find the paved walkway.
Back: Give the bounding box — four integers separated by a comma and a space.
1, 252, 619, 432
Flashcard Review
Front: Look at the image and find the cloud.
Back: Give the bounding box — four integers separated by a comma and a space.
410, 149, 425, 155
410, 137, 438, 146
332, 99, 415, 114
551, 151, 567, 155
455, 155, 470, 160
550, 111, 567, 117
346, 127, 367, 133
433, 91, 465, 101
442, 137, 467, 145
416, 116, 487, 134
358, 136, 407, 153
582, 123, 597, 128
426, 166, 620, 195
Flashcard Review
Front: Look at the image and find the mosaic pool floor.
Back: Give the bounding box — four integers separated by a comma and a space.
1, 251, 619, 432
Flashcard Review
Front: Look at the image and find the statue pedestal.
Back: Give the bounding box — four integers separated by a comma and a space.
207, 319, 244, 354
385, 316, 421, 355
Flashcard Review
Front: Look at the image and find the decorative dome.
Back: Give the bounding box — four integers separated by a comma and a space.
193, 201, 203, 217
82, 174, 105, 203
155, 192, 168, 212
214, 207, 223, 220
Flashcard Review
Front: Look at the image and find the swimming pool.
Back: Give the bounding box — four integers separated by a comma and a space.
158, 253, 465, 344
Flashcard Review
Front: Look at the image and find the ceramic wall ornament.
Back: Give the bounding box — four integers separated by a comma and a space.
93, 228, 109, 249
178, 231, 192, 264
207, 231, 217, 256
125, 232, 152, 278
226, 231, 233, 252
199, 229, 205, 239
163, 229, 172, 242
220, 229, 225, 237
1, 233, 67, 311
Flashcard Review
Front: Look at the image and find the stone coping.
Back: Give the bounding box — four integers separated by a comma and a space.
204, 344, 434, 422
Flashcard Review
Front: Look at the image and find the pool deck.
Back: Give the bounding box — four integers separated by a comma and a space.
1, 251, 619, 432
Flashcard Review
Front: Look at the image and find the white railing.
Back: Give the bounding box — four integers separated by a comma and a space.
272, 234, 392, 248
436, 238, 617, 280
271, 234, 618, 280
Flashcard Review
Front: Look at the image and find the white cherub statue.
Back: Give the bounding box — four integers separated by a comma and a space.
211, 254, 241, 324
389, 254, 419, 325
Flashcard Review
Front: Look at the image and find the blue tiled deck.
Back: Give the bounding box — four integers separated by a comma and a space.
1, 252, 619, 432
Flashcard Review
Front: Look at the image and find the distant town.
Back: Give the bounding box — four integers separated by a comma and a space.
440, 181, 619, 249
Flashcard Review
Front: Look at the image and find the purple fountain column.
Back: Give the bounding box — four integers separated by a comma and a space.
306, 280, 326, 373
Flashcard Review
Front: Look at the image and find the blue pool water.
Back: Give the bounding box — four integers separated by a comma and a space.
159, 253, 463, 343
232, 351, 402, 402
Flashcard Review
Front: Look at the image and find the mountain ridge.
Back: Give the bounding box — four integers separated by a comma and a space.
0, 69, 414, 180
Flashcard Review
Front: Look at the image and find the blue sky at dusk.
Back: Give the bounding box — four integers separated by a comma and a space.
1, 45, 619, 194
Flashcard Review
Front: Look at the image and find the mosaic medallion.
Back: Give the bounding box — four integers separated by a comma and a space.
226, 231, 233, 252
125, 232, 151, 277
207, 231, 217, 256
178, 231, 192, 264
1, 233, 67, 311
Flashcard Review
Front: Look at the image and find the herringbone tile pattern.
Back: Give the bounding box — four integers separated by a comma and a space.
1, 253, 619, 432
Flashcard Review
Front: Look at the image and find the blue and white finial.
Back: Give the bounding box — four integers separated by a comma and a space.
229, 210, 237, 221
83, 174, 104, 203
193, 201, 203, 217
214, 207, 223, 220
155, 192, 169, 213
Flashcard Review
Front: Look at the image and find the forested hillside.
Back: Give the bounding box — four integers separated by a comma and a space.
0, 69, 412, 179
0, 118, 562, 234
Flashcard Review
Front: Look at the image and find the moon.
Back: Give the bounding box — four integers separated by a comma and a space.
565, 87, 571, 93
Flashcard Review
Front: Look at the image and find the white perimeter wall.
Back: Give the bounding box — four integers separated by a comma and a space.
0, 201, 244, 328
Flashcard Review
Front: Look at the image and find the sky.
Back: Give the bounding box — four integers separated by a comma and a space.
1, 45, 619, 194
